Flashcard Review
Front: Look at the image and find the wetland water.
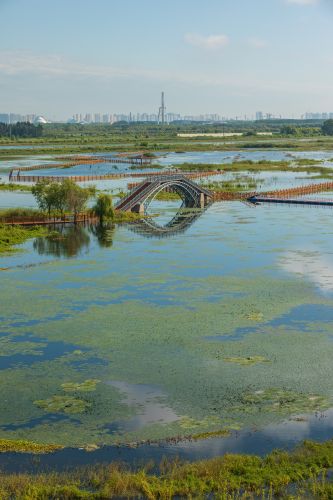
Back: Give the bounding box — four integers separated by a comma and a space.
1, 149, 333, 209
2, 201, 333, 460
2, 151, 333, 469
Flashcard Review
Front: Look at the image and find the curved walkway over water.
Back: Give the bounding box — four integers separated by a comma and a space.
115, 174, 213, 213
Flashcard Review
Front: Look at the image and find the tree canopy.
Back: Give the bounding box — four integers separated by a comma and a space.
32, 179, 95, 221
92, 194, 114, 224
322, 120, 333, 136
0, 122, 42, 138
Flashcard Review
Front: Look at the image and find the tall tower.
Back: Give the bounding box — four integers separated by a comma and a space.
158, 91, 166, 124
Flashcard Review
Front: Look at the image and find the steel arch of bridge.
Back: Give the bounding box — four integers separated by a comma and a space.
114, 174, 213, 213
142, 179, 202, 212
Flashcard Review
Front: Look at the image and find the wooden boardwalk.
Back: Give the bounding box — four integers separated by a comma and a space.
10, 170, 219, 183
9, 154, 153, 178
1, 214, 97, 226
214, 181, 333, 201
248, 196, 333, 207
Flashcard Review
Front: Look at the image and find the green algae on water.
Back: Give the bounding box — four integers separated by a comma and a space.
34, 395, 91, 414
223, 355, 269, 366
61, 379, 101, 392
238, 388, 330, 415
0, 337, 46, 357
246, 311, 264, 321
190, 429, 231, 440
0, 438, 63, 454
0, 225, 50, 254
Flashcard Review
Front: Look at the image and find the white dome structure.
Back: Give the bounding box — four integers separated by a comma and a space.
34, 116, 49, 124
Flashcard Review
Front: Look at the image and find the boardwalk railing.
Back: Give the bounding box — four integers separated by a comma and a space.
10, 170, 220, 183
214, 181, 333, 202
9, 155, 153, 178
0, 213, 97, 226
248, 196, 333, 208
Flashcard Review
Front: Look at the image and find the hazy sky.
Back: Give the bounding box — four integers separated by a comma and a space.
0, 0, 332, 119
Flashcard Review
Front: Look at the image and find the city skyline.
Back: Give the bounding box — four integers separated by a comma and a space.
1, 0, 333, 120
1, 106, 333, 125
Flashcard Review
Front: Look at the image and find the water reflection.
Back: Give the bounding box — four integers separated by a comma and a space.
129, 206, 209, 238
280, 250, 333, 293
105, 381, 180, 433
88, 223, 115, 248
33, 225, 90, 258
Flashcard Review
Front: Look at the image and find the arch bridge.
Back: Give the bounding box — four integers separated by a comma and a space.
115, 174, 213, 214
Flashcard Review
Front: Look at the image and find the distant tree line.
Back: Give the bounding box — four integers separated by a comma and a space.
42, 120, 326, 139
0, 122, 43, 138
322, 120, 333, 136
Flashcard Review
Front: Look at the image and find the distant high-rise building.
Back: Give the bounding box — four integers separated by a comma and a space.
0, 114, 9, 123
94, 113, 101, 123
102, 114, 109, 123
256, 111, 263, 121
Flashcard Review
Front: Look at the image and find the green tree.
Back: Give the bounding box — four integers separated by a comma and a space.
92, 194, 114, 224
280, 125, 300, 136
64, 181, 90, 222
322, 120, 333, 136
53, 181, 69, 217
31, 179, 58, 217
32, 179, 94, 221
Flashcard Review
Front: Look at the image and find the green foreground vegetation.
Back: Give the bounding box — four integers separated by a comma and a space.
0, 224, 50, 254
0, 439, 62, 454
1, 440, 333, 498
0, 206, 143, 254
174, 159, 333, 175
0, 182, 32, 192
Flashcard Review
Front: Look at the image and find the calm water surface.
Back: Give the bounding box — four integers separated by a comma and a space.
2, 152, 333, 468
1, 199, 333, 459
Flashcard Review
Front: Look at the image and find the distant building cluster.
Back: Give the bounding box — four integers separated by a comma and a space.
303, 112, 333, 120
256, 111, 333, 121
0, 113, 49, 124
68, 112, 228, 124
255, 111, 282, 121
2, 108, 333, 125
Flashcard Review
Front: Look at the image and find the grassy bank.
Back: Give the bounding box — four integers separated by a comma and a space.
0, 224, 50, 254
0, 182, 32, 192
173, 159, 333, 176
201, 176, 260, 192
0, 208, 144, 256
1, 440, 333, 497
2, 135, 333, 159
0, 439, 62, 454
0, 208, 45, 219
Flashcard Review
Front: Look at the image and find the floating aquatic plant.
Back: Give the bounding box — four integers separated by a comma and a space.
238, 388, 330, 415
61, 379, 101, 392
179, 416, 222, 430
190, 429, 231, 440
246, 312, 264, 321
0, 438, 63, 454
223, 356, 269, 366
0, 337, 46, 357
34, 395, 91, 414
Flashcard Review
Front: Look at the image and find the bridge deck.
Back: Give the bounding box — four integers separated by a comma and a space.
249, 196, 333, 207
115, 174, 213, 212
